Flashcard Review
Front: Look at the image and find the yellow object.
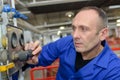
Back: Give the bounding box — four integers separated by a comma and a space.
1, 35, 8, 48
0, 63, 15, 72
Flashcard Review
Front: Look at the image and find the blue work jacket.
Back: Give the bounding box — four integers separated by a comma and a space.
37, 35, 120, 80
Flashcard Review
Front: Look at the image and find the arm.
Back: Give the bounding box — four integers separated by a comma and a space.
37, 35, 73, 66
25, 36, 73, 66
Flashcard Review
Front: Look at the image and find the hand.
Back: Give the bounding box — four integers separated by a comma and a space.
24, 40, 41, 65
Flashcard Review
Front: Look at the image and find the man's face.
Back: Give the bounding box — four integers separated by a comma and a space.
72, 10, 102, 53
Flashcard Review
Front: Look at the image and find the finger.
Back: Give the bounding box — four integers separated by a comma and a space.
26, 56, 38, 64
28, 42, 33, 50
25, 43, 29, 50
24, 42, 33, 50
32, 56, 38, 64
32, 46, 41, 55
26, 60, 33, 64
31, 40, 40, 50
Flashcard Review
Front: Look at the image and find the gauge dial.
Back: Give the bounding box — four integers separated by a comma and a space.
11, 32, 17, 48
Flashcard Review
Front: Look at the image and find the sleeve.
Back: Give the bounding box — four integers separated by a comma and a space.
37, 35, 72, 66
104, 66, 120, 80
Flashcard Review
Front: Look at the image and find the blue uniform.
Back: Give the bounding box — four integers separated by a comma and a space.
12, 71, 19, 80
37, 35, 120, 80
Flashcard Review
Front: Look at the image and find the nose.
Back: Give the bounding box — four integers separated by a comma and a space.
72, 29, 80, 38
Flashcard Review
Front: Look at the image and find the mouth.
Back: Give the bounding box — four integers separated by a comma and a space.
74, 42, 83, 47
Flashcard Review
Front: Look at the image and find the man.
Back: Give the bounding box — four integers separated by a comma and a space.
26, 6, 120, 80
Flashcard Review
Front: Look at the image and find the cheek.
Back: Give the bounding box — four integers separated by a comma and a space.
84, 34, 99, 45
84, 34, 94, 41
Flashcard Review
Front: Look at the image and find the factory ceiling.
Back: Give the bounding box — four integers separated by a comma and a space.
15, 0, 120, 34
27, 0, 120, 14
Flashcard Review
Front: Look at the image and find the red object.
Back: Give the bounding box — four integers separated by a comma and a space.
30, 65, 59, 80
30, 48, 120, 80
112, 48, 120, 51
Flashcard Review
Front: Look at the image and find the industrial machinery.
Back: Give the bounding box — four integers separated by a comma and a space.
0, 0, 31, 80
0, 25, 25, 80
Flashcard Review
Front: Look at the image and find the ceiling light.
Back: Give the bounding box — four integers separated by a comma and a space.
109, 5, 120, 9
65, 11, 74, 18
116, 19, 120, 23
59, 26, 65, 30
116, 23, 120, 27
116, 19, 120, 27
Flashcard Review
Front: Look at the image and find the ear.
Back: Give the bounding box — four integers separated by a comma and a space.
99, 28, 109, 41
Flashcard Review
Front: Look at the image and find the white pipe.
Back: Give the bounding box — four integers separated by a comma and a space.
0, 0, 3, 13
20, 11, 31, 14
108, 16, 120, 20
109, 5, 120, 9
35, 21, 72, 29
11, 0, 17, 26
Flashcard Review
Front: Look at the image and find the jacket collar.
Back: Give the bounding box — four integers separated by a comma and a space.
93, 40, 111, 68
70, 36, 111, 69
74, 41, 112, 78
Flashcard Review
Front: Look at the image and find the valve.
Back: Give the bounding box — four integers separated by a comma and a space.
12, 50, 33, 61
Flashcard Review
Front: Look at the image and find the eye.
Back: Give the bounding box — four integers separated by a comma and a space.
72, 25, 76, 31
81, 26, 88, 32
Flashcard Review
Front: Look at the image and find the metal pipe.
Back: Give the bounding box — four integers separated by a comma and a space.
17, 19, 41, 34
26, 0, 91, 7
16, 0, 26, 7
35, 21, 72, 29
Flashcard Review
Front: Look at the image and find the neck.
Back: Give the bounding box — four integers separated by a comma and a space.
81, 42, 103, 60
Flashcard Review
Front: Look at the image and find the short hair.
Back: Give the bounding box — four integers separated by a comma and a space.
79, 6, 108, 29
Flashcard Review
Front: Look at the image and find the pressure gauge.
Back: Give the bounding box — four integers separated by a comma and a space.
19, 33, 24, 47
11, 32, 17, 48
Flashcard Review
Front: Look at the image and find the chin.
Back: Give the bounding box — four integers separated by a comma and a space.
76, 48, 84, 53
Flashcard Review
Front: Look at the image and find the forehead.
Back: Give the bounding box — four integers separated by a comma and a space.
72, 10, 100, 27
74, 10, 99, 21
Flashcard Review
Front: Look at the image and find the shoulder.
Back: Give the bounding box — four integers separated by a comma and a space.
56, 35, 73, 43
104, 57, 120, 79
56, 35, 73, 46
43, 35, 74, 50
107, 51, 120, 70
109, 53, 120, 66
107, 54, 120, 72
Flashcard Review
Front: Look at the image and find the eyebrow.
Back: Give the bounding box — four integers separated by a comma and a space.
72, 24, 89, 28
